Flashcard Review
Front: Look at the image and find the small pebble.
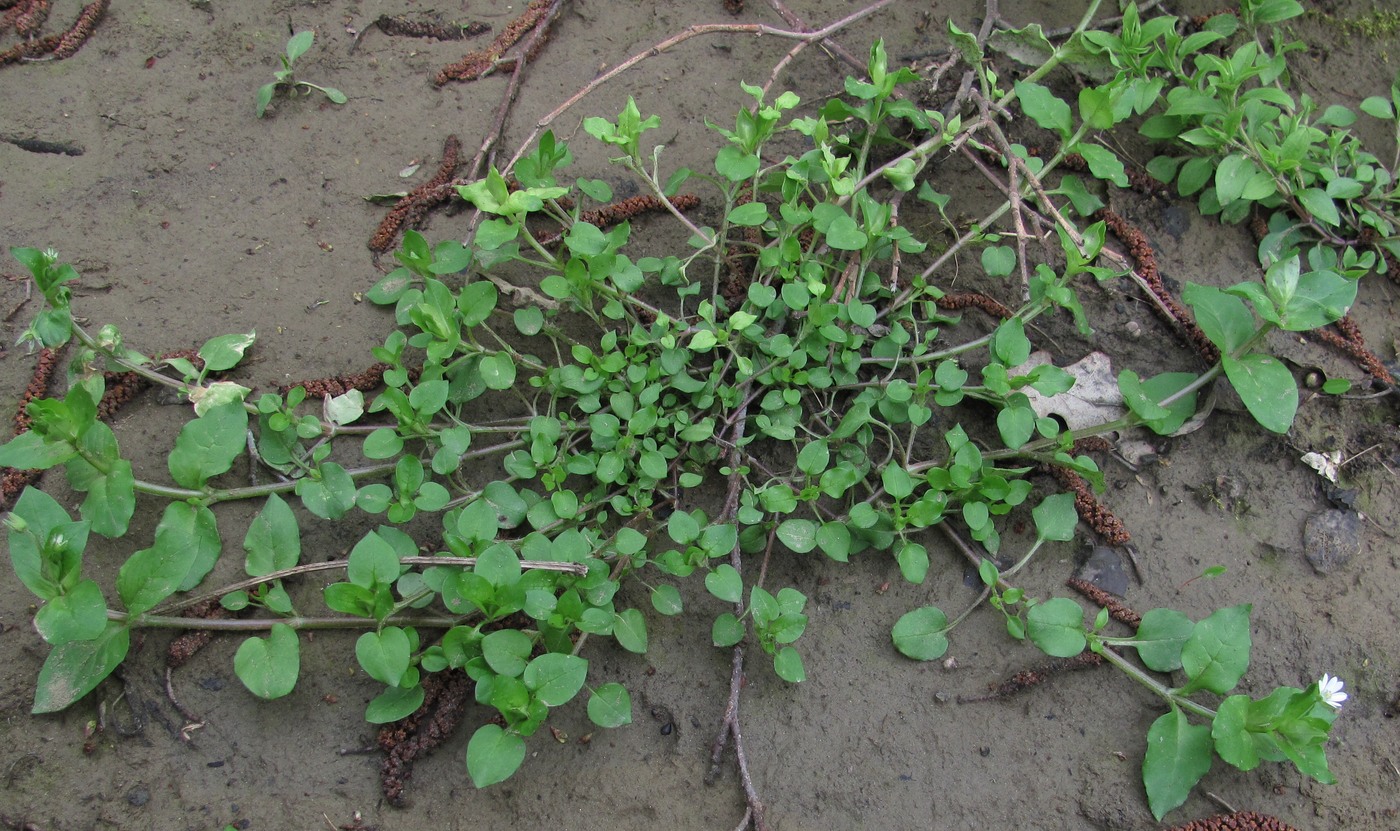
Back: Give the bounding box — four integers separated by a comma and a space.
1304, 509, 1363, 574
126, 785, 150, 807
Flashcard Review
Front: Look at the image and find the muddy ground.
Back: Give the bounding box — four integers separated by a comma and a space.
2, 1, 1399, 829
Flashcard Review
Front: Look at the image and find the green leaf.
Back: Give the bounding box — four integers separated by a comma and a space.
981, 245, 1016, 276
1296, 188, 1339, 227
727, 202, 769, 226
1031, 492, 1078, 541
823, 214, 868, 251
255, 82, 276, 117
891, 606, 949, 661
996, 405, 1035, 450
1131, 609, 1194, 671
168, 401, 248, 489
347, 530, 401, 588
34, 578, 108, 645
321, 87, 348, 105
895, 541, 929, 584
612, 608, 648, 654
243, 493, 300, 577
65, 424, 134, 538
458, 281, 499, 328
298, 462, 358, 519
1211, 694, 1259, 771
482, 628, 533, 677
479, 352, 517, 390
198, 331, 256, 373
1119, 371, 1198, 435
1143, 707, 1214, 820
705, 564, 743, 603
356, 627, 412, 685
0, 429, 77, 470
712, 612, 744, 647
815, 522, 852, 563
284, 30, 314, 62
6, 489, 78, 601
234, 623, 300, 699
796, 440, 830, 476
587, 683, 632, 728
1179, 604, 1252, 695
467, 724, 526, 788
1076, 144, 1129, 188
366, 683, 425, 724
773, 647, 805, 682
667, 510, 700, 545
1222, 354, 1298, 434
1014, 81, 1072, 138
776, 518, 818, 553
118, 511, 205, 615
1026, 597, 1087, 657
33, 621, 129, 713
650, 584, 683, 615
1182, 283, 1255, 353
523, 653, 588, 706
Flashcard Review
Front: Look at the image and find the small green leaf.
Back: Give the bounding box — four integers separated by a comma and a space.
651, 584, 683, 615
612, 608, 648, 653
891, 606, 949, 661
243, 493, 300, 577
1031, 492, 1078, 542
366, 683, 425, 724
776, 518, 818, 553
727, 202, 769, 226
198, 331, 256, 373
482, 628, 534, 677
1026, 597, 1087, 657
467, 724, 526, 788
1014, 80, 1072, 138
1131, 609, 1195, 672
322, 87, 348, 105
712, 612, 744, 647
34, 579, 108, 645
523, 653, 588, 706
1179, 604, 1251, 695
1182, 283, 1255, 353
587, 683, 633, 728
234, 623, 300, 699
1222, 354, 1298, 434
1143, 707, 1213, 820
705, 564, 743, 603
356, 627, 412, 685
895, 541, 929, 584
1211, 694, 1259, 771
168, 401, 248, 489
773, 647, 805, 682
981, 245, 1016, 276
33, 621, 129, 713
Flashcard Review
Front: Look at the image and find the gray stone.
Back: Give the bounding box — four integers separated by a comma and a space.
1304, 509, 1363, 574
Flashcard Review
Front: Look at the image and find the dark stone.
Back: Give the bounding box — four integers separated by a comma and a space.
1074, 545, 1129, 597
1304, 509, 1363, 574
126, 785, 150, 807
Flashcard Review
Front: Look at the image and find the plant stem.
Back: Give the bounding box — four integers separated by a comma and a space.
113, 609, 462, 631
1094, 644, 1218, 721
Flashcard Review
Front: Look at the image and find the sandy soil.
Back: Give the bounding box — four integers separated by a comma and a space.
1, 1, 1399, 829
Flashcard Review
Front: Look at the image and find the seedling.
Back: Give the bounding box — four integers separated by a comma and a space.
256, 31, 347, 118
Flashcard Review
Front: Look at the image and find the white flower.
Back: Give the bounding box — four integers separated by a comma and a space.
1318, 674, 1347, 710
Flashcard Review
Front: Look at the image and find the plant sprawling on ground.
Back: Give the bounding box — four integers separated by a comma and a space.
3, 0, 1390, 821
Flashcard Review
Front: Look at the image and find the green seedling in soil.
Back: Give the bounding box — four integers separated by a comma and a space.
3, 3, 1379, 815
255, 31, 347, 118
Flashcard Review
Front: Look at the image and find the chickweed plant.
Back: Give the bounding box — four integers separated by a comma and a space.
3, 0, 1387, 819
255, 30, 347, 118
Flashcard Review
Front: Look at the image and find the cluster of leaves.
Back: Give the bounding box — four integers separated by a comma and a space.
1024, 600, 1337, 819
255, 30, 347, 118
0, 2, 1373, 813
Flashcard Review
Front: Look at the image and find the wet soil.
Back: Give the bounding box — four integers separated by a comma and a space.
2, 1, 1400, 829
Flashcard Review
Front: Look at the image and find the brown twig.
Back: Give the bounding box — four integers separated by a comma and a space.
1049, 465, 1132, 546
1163, 812, 1300, 831
434, 0, 553, 85
378, 669, 471, 806
369, 135, 462, 253
1064, 576, 1141, 628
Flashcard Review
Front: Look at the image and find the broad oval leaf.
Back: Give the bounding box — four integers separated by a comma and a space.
33, 621, 130, 713
467, 723, 526, 788
234, 623, 301, 700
